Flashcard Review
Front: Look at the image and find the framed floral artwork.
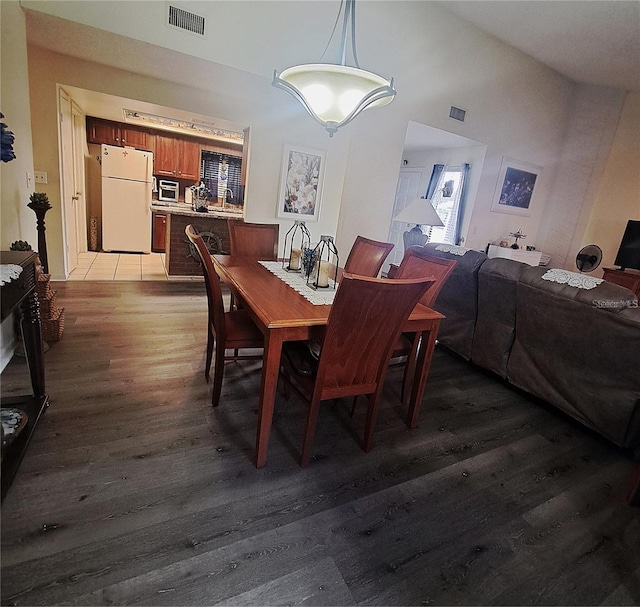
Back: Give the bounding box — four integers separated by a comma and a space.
490, 157, 542, 217
277, 144, 326, 221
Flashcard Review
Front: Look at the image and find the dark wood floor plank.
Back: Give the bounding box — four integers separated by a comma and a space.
212, 556, 354, 606
1, 281, 637, 606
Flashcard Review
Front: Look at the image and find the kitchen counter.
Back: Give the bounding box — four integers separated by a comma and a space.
152, 204, 242, 276
151, 202, 243, 220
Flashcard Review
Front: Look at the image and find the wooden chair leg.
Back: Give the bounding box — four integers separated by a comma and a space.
350, 395, 359, 418
211, 344, 225, 408
628, 464, 640, 506
363, 391, 383, 453
205, 326, 214, 382
401, 332, 419, 406
301, 395, 323, 467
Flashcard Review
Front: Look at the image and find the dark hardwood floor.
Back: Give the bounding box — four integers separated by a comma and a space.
1, 281, 638, 606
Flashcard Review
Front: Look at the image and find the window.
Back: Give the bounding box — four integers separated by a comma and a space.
426, 164, 469, 245
201, 151, 243, 205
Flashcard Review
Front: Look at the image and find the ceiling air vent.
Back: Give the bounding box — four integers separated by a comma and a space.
167, 4, 205, 36
449, 106, 466, 122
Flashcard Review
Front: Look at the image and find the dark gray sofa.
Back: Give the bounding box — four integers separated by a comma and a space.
421, 243, 487, 360
419, 243, 640, 458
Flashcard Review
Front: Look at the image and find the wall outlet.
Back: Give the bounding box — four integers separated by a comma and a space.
34, 171, 48, 184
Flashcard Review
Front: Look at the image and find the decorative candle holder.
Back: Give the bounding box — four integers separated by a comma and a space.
27, 192, 52, 274
307, 235, 339, 290
282, 220, 311, 272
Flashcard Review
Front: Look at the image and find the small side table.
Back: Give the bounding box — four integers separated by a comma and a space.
602, 267, 640, 298
1, 251, 49, 500
487, 244, 543, 267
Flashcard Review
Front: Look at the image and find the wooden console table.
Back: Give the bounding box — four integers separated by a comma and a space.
1, 251, 48, 500
602, 267, 640, 297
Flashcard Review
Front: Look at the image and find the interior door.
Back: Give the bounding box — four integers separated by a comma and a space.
386, 169, 422, 270
72, 104, 88, 254
59, 88, 79, 275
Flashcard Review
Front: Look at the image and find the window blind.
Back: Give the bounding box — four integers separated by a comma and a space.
201, 151, 243, 205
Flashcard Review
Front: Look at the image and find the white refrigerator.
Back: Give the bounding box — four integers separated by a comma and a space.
101, 144, 153, 253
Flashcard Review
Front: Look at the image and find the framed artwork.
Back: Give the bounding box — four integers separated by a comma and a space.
490, 157, 542, 216
277, 144, 326, 221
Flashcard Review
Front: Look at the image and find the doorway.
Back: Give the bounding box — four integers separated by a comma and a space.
385, 121, 486, 272
58, 88, 87, 277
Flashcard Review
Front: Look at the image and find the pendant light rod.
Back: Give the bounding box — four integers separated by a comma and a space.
340, 0, 352, 66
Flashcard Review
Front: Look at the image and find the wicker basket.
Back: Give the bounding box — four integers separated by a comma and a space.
42, 307, 65, 343
36, 273, 52, 298
40, 290, 59, 319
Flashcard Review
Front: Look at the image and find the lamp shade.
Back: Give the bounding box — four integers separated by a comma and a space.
274, 64, 396, 136
272, 0, 396, 137
393, 198, 444, 227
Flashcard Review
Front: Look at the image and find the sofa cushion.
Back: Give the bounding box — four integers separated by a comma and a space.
471, 257, 529, 378
507, 266, 640, 453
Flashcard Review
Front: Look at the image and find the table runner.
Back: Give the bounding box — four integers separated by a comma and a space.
0, 264, 23, 286
259, 261, 337, 305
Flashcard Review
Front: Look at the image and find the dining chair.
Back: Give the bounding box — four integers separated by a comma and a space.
227, 220, 279, 260
185, 224, 264, 407
227, 220, 280, 310
391, 247, 457, 404
343, 235, 394, 277
279, 272, 436, 467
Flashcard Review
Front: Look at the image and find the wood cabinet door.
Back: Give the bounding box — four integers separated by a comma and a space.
152, 212, 167, 252
177, 139, 200, 180
87, 118, 121, 145
154, 135, 200, 180
121, 127, 152, 151
154, 135, 179, 177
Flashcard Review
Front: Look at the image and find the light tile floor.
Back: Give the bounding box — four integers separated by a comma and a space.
68, 251, 174, 281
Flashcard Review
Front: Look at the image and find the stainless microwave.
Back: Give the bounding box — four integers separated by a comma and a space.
158, 180, 179, 202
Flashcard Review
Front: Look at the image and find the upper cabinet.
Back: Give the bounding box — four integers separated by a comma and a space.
86, 116, 244, 185
154, 134, 200, 180
86, 117, 153, 152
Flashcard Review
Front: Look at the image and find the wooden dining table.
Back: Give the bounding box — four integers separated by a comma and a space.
212, 255, 444, 467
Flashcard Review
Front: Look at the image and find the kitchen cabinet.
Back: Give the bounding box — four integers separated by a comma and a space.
152, 212, 167, 253
154, 134, 200, 180
86, 117, 153, 151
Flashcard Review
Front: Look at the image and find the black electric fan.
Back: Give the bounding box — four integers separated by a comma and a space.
575, 244, 602, 273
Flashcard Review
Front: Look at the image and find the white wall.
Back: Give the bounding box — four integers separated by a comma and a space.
25, 44, 350, 278
0, 1, 37, 371
582, 91, 640, 273
538, 85, 626, 269
1, 1, 37, 248
9, 1, 627, 276
333, 2, 576, 255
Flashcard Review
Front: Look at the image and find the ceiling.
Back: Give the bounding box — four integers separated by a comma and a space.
439, 0, 640, 92
21, 1, 640, 152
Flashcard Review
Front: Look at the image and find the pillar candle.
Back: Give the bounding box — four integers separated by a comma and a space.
317, 260, 330, 287
289, 248, 301, 270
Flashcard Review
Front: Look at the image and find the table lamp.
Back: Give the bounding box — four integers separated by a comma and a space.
393, 197, 444, 251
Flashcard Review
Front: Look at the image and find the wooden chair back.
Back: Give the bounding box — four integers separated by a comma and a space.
314, 273, 435, 402
185, 224, 226, 342
294, 273, 436, 464
228, 220, 279, 260
395, 247, 457, 308
343, 235, 394, 277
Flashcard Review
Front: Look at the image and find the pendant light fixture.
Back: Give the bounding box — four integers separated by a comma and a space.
272, 0, 396, 137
